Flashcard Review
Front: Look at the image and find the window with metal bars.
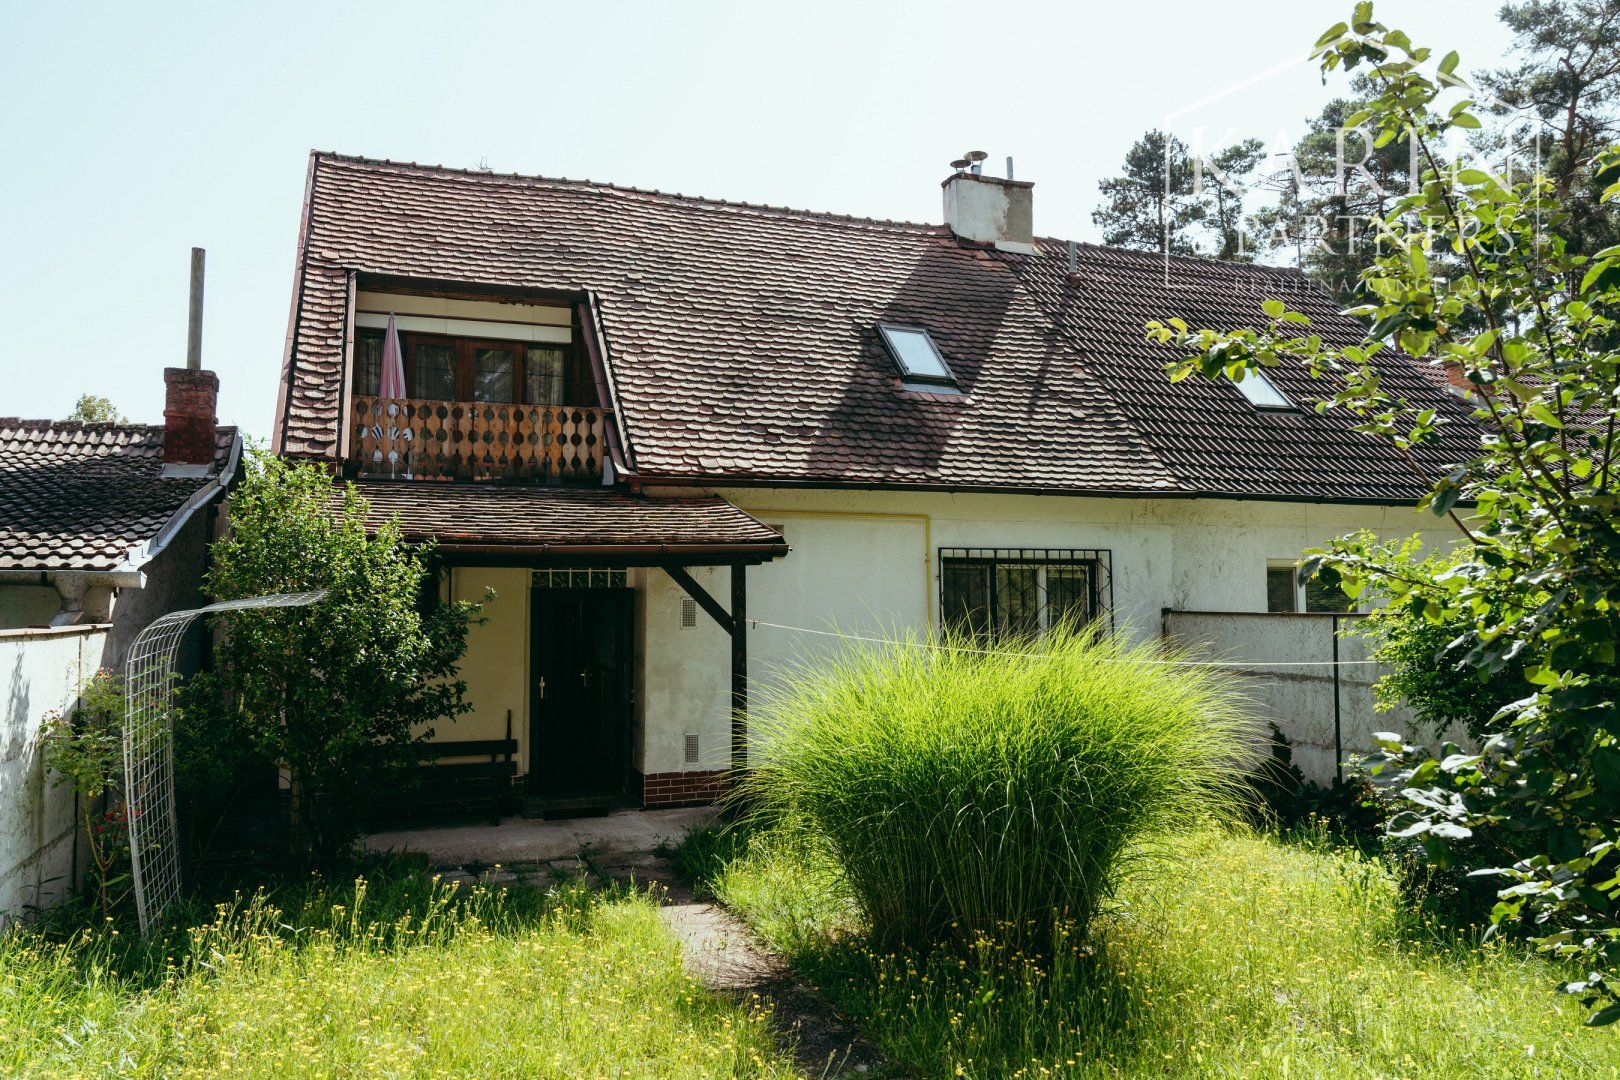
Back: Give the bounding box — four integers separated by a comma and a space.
938, 549, 1112, 640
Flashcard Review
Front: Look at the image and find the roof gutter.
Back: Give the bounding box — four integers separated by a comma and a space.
115, 431, 243, 576
630, 472, 1439, 509
431, 540, 788, 557
577, 291, 639, 486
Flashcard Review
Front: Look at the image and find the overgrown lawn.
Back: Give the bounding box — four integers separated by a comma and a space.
0, 862, 793, 1078
702, 826, 1618, 1078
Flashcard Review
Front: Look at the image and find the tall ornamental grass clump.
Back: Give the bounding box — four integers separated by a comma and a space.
738, 628, 1259, 947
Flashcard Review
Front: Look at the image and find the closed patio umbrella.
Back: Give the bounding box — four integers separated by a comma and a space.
378, 313, 406, 398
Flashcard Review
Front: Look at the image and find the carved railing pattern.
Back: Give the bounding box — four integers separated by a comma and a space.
350, 396, 607, 482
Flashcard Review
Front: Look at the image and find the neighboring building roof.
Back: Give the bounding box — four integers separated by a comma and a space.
276, 152, 1479, 504
0, 420, 239, 572
343, 480, 787, 562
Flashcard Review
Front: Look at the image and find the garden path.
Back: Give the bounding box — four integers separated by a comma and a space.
363, 809, 887, 1078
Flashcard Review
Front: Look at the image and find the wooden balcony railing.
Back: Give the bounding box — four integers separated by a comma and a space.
350, 397, 608, 483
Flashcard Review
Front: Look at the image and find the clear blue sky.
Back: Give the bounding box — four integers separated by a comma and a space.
0, 1, 1514, 440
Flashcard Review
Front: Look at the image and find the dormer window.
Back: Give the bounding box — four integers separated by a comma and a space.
878, 324, 956, 389
1233, 369, 1293, 411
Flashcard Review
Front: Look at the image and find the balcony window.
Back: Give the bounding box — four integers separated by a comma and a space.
356, 331, 384, 396
525, 346, 567, 405
414, 341, 458, 400
473, 346, 517, 402
355, 328, 586, 406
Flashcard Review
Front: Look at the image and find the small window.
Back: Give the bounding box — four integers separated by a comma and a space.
1266, 566, 1298, 613
356, 329, 384, 396
412, 342, 458, 401
1304, 573, 1354, 614
1266, 561, 1354, 613
1234, 369, 1293, 410
877, 324, 955, 386
525, 346, 567, 405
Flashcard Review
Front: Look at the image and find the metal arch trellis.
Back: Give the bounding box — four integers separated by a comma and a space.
123, 590, 327, 933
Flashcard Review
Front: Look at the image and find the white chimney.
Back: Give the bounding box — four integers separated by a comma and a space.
942, 152, 1035, 254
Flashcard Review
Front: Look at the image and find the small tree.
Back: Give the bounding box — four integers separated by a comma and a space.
65, 394, 125, 424
1354, 544, 1533, 739
1147, 4, 1620, 1021
41, 670, 131, 916
204, 453, 480, 860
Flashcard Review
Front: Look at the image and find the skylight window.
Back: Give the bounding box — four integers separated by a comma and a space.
877, 324, 955, 387
1233, 369, 1293, 411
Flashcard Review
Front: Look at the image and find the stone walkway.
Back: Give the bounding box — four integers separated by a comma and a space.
364, 810, 886, 1078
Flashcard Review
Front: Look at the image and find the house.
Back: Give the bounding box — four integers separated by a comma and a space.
273, 152, 1475, 813
0, 369, 239, 920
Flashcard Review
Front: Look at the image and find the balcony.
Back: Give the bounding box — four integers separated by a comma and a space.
349, 396, 607, 483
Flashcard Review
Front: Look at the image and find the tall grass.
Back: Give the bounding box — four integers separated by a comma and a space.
737, 627, 1258, 947
704, 827, 1615, 1078
0, 858, 796, 1078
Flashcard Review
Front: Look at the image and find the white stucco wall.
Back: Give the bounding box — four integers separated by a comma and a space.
627, 487, 1461, 776
441, 487, 1462, 785
0, 625, 107, 925
0, 585, 64, 629
1162, 610, 1443, 785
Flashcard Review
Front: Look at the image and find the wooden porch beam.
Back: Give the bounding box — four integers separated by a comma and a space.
731, 564, 747, 773
662, 565, 734, 636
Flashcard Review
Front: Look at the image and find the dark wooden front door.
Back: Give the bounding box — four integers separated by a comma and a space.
530, 588, 633, 801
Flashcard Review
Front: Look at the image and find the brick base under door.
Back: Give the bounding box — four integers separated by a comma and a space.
642, 769, 728, 808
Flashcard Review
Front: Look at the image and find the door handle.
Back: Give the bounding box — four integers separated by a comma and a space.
537, 676, 545, 699
579, 669, 592, 688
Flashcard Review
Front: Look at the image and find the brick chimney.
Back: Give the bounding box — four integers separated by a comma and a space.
163, 367, 219, 469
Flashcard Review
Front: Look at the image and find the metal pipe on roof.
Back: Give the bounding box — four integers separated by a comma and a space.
187, 248, 205, 370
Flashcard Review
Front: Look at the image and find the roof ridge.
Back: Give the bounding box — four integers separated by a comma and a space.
313, 151, 949, 235
1046, 239, 1316, 279
0, 418, 165, 433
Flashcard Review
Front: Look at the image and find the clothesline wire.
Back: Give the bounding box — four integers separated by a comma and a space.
743, 618, 1379, 669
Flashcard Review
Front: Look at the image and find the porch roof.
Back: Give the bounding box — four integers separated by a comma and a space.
343, 480, 788, 565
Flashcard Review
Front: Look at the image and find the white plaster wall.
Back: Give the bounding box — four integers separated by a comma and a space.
442, 488, 1464, 782
0, 625, 107, 925
630, 487, 1462, 776
0, 585, 63, 629
638, 566, 733, 774
1163, 611, 1439, 785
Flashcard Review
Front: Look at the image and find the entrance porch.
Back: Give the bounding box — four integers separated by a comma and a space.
345, 480, 788, 823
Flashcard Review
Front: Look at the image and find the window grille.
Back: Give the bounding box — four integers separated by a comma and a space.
531, 568, 627, 589
938, 548, 1113, 639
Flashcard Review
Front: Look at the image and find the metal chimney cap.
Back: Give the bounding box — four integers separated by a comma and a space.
964, 150, 989, 162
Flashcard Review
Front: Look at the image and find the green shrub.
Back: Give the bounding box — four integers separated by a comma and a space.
737, 628, 1258, 948
40, 669, 131, 917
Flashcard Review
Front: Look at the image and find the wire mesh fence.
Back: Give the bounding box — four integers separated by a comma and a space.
123, 590, 326, 934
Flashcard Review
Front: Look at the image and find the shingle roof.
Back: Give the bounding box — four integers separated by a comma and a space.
0, 420, 239, 572
344, 480, 787, 558
276, 152, 1478, 504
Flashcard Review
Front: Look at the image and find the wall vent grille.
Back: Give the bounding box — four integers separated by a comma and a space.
683, 733, 700, 763
680, 597, 697, 627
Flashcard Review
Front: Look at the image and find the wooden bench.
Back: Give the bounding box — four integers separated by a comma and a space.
373, 737, 518, 826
